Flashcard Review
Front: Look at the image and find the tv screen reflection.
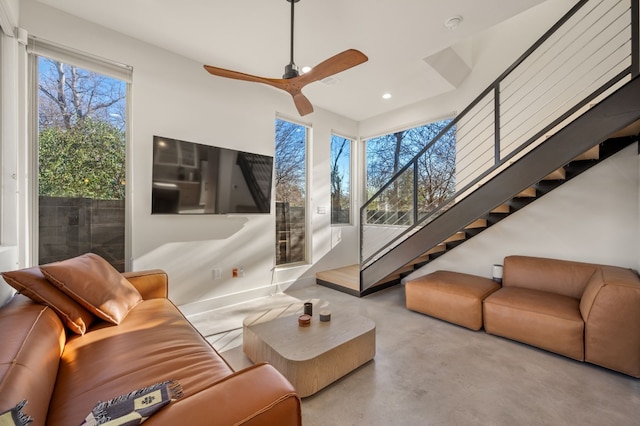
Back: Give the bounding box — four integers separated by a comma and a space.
152, 136, 273, 214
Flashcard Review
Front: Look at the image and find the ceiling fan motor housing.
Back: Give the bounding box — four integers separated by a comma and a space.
283, 63, 300, 79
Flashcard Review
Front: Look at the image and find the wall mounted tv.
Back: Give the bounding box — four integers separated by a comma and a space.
152, 136, 274, 214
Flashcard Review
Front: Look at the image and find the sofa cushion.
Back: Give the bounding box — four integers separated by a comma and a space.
0, 295, 65, 426
40, 253, 142, 324
483, 287, 584, 361
503, 256, 597, 299
406, 270, 501, 330
2, 267, 95, 335
46, 298, 235, 426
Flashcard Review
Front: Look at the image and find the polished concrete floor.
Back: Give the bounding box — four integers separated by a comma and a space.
220, 284, 640, 426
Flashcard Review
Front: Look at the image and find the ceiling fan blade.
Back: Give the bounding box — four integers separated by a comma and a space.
204, 1, 368, 116
292, 92, 314, 116
203, 65, 283, 87
204, 64, 313, 115
299, 49, 368, 85
204, 50, 367, 117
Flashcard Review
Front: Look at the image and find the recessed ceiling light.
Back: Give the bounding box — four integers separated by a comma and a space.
301, 66, 312, 74
445, 15, 463, 30
382, 93, 392, 100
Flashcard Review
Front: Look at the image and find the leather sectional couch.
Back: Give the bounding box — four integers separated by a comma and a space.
0, 253, 302, 425
406, 255, 640, 378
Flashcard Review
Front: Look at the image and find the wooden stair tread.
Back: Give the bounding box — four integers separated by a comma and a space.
516, 187, 536, 197
610, 119, 640, 138
573, 145, 599, 161
412, 245, 446, 261
491, 204, 510, 214
466, 218, 487, 229
427, 244, 446, 254
542, 168, 566, 181
389, 264, 414, 277
442, 232, 465, 243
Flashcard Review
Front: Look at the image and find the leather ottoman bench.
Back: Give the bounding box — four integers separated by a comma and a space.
406, 270, 501, 330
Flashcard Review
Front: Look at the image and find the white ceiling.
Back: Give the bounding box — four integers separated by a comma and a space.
36, 0, 549, 121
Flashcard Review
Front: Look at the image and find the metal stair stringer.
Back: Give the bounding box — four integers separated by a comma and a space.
361, 75, 640, 291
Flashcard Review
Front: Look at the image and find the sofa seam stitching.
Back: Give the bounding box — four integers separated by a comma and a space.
0, 305, 50, 394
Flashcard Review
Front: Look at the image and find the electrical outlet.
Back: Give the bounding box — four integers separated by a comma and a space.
212, 267, 222, 280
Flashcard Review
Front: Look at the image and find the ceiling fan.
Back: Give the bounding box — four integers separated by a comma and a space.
203, 0, 368, 116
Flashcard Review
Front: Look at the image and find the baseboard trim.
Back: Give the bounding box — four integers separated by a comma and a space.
178, 284, 280, 316
177, 276, 316, 316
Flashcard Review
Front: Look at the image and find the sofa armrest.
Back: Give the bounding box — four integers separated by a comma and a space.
580, 266, 640, 377
122, 269, 168, 300
147, 363, 301, 426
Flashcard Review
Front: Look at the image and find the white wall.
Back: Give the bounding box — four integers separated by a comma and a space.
18, 0, 358, 310
0, 25, 24, 303
0, 0, 18, 35
405, 144, 640, 282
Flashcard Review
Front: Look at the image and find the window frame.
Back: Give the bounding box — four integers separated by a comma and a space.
362, 117, 456, 202
274, 116, 310, 267
330, 133, 353, 226
27, 37, 132, 269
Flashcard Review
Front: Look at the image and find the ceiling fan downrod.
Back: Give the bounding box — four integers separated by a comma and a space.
283, 0, 301, 79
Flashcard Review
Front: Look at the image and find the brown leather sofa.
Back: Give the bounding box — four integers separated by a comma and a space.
407, 255, 640, 378
484, 255, 640, 378
0, 258, 301, 425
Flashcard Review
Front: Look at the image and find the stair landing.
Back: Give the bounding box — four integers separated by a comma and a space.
316, 264, 399, 297
316, 265, 360, 292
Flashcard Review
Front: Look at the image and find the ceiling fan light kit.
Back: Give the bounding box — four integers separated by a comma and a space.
203, 0, 368, 116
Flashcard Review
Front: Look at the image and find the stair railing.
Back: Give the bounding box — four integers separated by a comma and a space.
360, 0, 639, 274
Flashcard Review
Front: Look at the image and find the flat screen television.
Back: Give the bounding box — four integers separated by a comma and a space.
151, 136, 274, 214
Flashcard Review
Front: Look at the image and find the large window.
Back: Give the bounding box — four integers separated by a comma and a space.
275, 118, 308, 265
330, 135, 352, 224
34, 48, 129, 271
365, 119, 456, 215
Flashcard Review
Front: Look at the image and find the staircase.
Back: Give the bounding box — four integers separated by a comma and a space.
318, 125, 640, 297
316, 0, 640, 297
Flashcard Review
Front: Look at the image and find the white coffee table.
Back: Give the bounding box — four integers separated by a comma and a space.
243, 309, 375, 397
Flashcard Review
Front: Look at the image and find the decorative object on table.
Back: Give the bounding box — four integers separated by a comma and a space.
303, 302, 313, 316
0, 400, 33, 426
81, 380, 183, 426
492, 264, 503, 284
319, 310, 332, 322
298, 314, 311, 327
